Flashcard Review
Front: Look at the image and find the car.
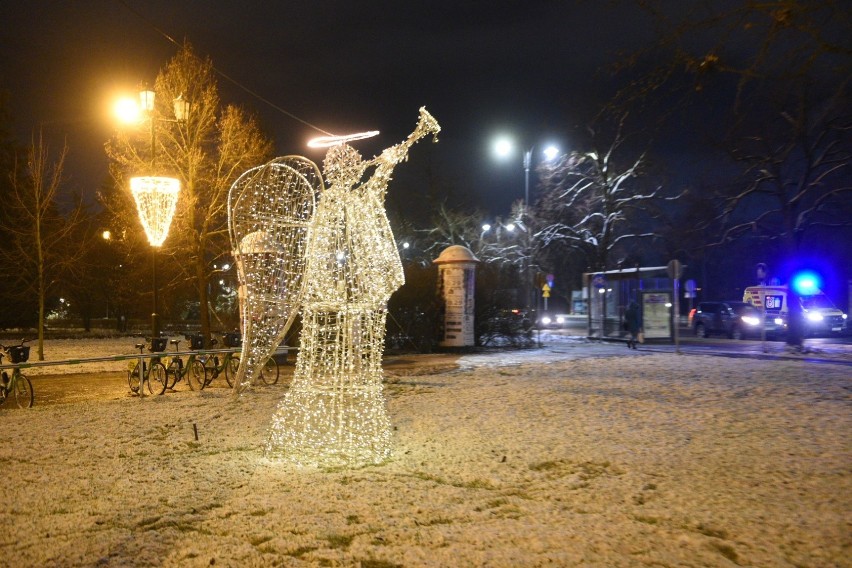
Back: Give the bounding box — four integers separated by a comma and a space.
537, 313, 568, 329
692, 301, 762, 340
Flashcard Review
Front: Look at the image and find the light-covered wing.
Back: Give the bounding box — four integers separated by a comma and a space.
228, 156, 322, 392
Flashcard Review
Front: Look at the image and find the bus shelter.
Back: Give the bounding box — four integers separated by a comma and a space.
583, 266, 679, 342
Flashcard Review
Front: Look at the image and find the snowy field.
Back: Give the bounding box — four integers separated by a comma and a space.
1, 337, 850, 566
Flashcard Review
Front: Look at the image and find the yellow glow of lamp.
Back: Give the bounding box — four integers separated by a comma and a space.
130, 176, 181, 247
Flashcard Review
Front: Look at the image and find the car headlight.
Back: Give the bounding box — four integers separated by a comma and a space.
774, 317, 784, 325
843, 314, 848, 320
741, 316, 760, 326
556, 316, 565, 324
806, 312, 824, 322
541, 316, 552, 325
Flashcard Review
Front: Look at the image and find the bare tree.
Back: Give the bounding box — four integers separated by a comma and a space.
416, 202, 539, 274
715, 85, 851, 247
2, 130, 87, 359
104, 43, 273, 341
418, 204, 481, 255
534, 115, 677, 272
618, 0, 852, 348
712, 83, 851, 346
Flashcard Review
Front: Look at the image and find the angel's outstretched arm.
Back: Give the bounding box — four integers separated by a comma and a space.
367, 107, 440, 184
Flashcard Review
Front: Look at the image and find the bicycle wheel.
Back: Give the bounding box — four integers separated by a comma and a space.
224, 355, 240, 388
145, 362, 167, 395
128, 362, 142, 394
188, 359, 207, 391
13, 374, 34, 408
166, 359, 182, 390
259, 356, 280, 385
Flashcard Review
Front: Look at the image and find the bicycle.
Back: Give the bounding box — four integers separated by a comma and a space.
198, 337, 241, 388
0, 339, 34, 408
128, 339, 167, 396
164, 338, 207, 391
258, 353, 280, 385
202, 338, 280, 387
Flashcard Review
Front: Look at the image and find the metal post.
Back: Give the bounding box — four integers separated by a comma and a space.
523, 149, 532, 312
139, 352, 146, 397
673, 277, 680, 354
152, 246, 160, 338
149, 101, 159, 339
150, 107, 157, 169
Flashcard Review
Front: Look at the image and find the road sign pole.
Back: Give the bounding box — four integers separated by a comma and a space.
673, 278, 680, 354
667, 260, 683, 355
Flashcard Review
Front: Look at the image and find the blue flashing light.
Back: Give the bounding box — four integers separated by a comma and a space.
791, 270, 822, 295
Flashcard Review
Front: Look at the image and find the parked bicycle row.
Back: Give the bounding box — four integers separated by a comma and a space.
128, 333, 280, 396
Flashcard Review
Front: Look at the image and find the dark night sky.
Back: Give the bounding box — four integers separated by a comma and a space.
3, 2, 851, 305
0, 0, 671, 219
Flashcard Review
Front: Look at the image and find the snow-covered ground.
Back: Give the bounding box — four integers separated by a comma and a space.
1, 336, 850, 566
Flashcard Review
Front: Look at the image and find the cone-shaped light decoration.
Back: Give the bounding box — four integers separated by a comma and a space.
130, 176, 180, 247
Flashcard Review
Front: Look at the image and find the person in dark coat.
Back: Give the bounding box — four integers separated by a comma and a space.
624, 299, 642, 349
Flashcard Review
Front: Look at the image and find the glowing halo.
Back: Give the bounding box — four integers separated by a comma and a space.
307, 130, 380, 148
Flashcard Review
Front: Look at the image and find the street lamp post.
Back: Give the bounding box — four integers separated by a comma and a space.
493, 138, 559, 313
117, 89, 189, 337
131, 176, 180, 337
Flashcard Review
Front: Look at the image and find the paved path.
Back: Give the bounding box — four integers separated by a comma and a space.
15, 335, 851, 409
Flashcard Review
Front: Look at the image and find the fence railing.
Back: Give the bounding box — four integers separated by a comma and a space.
0, 346, 292, 372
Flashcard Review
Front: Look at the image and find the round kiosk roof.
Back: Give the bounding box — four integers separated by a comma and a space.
433, 245, 480, 264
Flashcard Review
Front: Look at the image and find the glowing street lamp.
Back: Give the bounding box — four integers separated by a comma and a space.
492, 137, 560, 206
114, 90, 191, 169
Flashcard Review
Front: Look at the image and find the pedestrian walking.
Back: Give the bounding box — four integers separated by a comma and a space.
624, 299, 642, 349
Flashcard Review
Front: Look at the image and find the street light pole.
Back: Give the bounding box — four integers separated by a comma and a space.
118, 89, 189, 339
522, 148, 533, 313
142, 90, 160, 338
152, 247, 159, 336
493, 138, 560, 315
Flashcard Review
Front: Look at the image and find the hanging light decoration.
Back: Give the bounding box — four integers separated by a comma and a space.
130, 176, 180, 247
264, 107, 440, 468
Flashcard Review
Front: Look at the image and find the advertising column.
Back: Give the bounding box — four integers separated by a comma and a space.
433, 245, 480, 347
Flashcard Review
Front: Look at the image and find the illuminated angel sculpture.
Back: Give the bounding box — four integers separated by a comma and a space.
266, 107, 440, 467
228, 157, 321, 392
